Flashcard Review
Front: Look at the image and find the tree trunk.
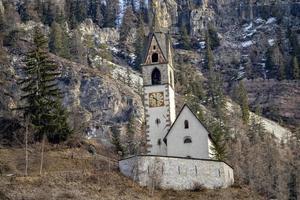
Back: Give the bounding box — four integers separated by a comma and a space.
25, 117, 29, 176
39, 134, 45, 175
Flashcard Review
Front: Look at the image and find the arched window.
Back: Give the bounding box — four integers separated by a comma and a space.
151, 68, 161, 85
152, 53, 159, 63
184, 120, 189, 129
184, 137, 192, 144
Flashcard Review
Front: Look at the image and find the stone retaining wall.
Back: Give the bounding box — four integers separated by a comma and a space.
119, 155, 234, 190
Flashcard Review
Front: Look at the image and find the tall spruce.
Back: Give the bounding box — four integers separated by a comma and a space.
119, 5, 137, 48
19, 27, 71, 143
238, 81, 250, 124
209, 121, 227, 161
292, 56, 299, 80
205, 32, 213, 71
103, 0, 120, 28
134, 14, 145, 71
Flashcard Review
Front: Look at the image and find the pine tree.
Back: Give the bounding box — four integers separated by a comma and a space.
49, 22, 63, 55
70, 29, 86, 64
134, 14, 145, 71
0, 12, 4, 32
292, 56, 299, 80
124, 113, 136, 155
18, 27, 71, 143
111, 126, 123, 153
207, 69, 226, 120
126, 67, 132, 87
103, 0, 120, 28
207, 24, 220, 50
205, 32, 213, 71
119, 5, 137, 48
75, 0, 87, 24
180, 24, 191, 50
209, 121, 227, 161
49, 22, 70, 59
238, 81, 250, 124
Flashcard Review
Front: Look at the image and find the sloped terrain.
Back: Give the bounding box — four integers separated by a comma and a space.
0, 145, 263, 200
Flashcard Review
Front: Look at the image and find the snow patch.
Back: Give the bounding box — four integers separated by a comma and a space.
254, 18, 265, 24
266, 17, 277, 25
268, 39, 275, 46
241, 41, 253, 48
243, 22, 253, 32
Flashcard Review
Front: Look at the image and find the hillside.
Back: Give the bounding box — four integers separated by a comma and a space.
0, 0, 299, 199
0, 144, 263, 200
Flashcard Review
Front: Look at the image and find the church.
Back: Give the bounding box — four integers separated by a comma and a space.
119, 14, 234, 190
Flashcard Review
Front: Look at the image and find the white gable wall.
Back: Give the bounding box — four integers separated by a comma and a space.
166, 107, 210, 159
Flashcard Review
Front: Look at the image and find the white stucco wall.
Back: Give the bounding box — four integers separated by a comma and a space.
168, 85, 176, 123
144, 84, 176, 155
119, 155, 234, 190
166, 107, 210, 159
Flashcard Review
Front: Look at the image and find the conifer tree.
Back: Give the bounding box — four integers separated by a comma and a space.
209, 121, 227, 161
180, 24, 190, 50
207, 24, 220, 50
292, 56, 299, 80
70, 29, 86, 64
49, 22, 63, 55
119, 5, 137, 48
205, 32, 213, 71
126, 67, 132, 87
111, 126, 123, 153
18, 27, 71, 143
103, 0, 120, 28
124, 113, 136, 155
134, 14, 145, 71
238, 81, 250, 124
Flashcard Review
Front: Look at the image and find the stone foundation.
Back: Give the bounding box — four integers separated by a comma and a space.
119, 155, 234, 190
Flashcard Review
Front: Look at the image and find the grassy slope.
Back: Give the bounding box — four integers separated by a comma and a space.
0, 145, 263, 200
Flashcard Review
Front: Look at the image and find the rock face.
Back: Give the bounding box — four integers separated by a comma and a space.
150, 0, 178, 30
1, 49, 143, 146
57, 58, 144, 143
79, 19, 120, 45
242, 79, 300, 127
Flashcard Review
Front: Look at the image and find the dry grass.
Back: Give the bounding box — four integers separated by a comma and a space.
0, 145, 263, 200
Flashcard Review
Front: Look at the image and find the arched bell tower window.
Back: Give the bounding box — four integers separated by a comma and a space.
152, 53, 159, 63
184, 120, 189, 129
151, 68, 161, 85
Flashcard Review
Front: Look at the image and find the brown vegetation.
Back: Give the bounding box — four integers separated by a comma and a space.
0, 144, 263, 200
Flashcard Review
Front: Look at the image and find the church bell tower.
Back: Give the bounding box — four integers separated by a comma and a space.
142, 14, 176, 155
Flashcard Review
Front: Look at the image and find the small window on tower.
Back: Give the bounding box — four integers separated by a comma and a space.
155, 118, 161, 125
157, 139, 161, 145
184, 120, 189, 129
152, 53, 159, 63
153, 45, 156, 50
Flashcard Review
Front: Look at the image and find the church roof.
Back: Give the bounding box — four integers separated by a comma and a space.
163, 104, 215, 145
142, 14, 173, 65
143, 32, 171, 64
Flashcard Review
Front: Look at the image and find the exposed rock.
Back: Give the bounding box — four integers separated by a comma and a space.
79, 19, 120, 45
242, 79, 300, 128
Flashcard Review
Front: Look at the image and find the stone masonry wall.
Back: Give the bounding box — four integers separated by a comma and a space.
119, 155, 234, 190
